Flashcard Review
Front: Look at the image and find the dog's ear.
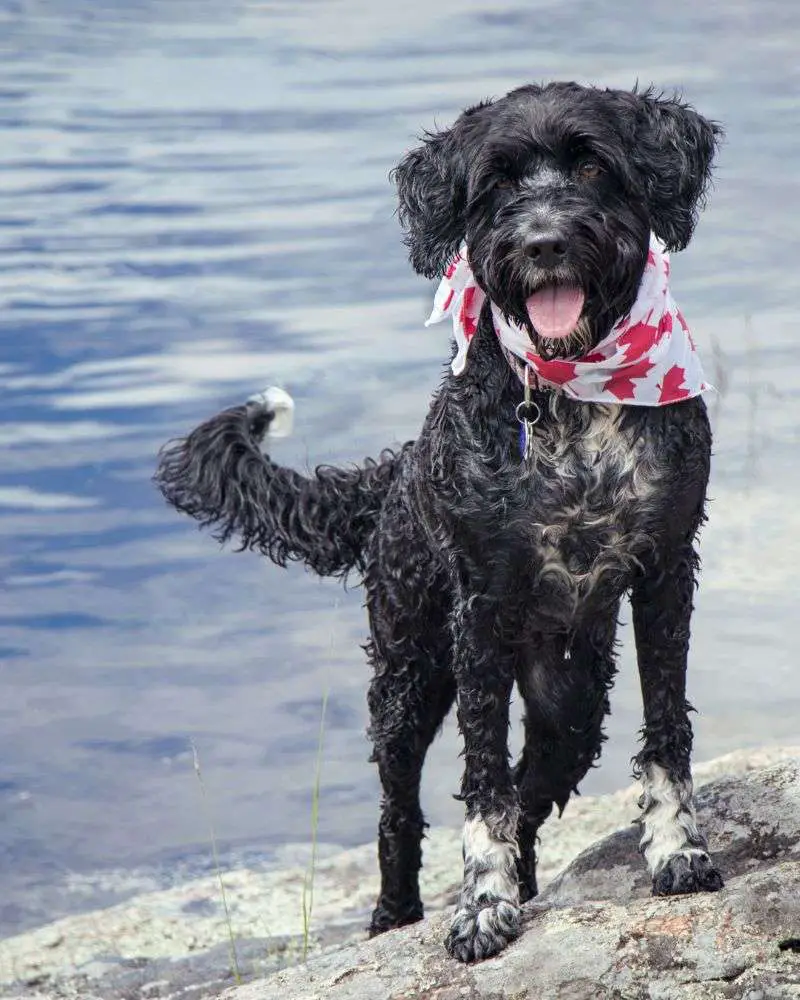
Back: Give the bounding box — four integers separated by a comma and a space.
628, 90, 723, 252
391, 102, 491, 279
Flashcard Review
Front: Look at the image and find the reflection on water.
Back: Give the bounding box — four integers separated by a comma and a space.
0, 0, 798, 934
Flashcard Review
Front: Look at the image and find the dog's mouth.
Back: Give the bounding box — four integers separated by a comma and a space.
525, 284, 586, 340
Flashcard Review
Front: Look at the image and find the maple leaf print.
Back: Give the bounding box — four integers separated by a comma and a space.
603, 356, 655, 401
617, 314, 659, 361
659, 365, 690, 402
676, 309, 696, 351
527, 354, 577, 385
459, 286, 479, 337
657, 310, 673, 338
444, 253, 461, 279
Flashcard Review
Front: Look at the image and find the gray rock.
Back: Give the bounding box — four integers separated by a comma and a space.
3, 748, 800, 1000
222, 759, 800, 1000
221, 863, 800, 1000
542, 756, 800, 908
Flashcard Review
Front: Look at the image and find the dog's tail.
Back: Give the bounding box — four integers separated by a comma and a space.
154, 397, 409, 580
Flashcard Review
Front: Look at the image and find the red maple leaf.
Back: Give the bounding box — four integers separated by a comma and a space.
528, 355, 578, 385
459, 286, 479, 338
603, 356, 655, 401
659, 365, 690, 403
657, 310, 673, 338
441, 288, 455, 312
676, 309, 696, 350
604, 376, 636, 401
617, 313, 659, 362
582, 351, 607, 363
444, 253, 461, 279
647, 249, 656, 268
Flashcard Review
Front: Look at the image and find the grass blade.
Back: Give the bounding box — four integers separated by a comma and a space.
190, 739, 242, 985
301, 690, 328, 961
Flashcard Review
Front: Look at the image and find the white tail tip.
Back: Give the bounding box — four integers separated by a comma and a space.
247, 386, 295, 438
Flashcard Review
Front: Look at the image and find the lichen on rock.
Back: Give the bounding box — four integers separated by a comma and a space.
2, 747, 800, 1000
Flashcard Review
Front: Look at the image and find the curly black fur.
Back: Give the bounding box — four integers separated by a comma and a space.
155, 403, 409, 578
155, 81, 725, 964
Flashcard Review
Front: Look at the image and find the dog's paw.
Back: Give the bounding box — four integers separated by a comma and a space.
445, 900, 521, 963
652, 850, 724, 896
368, 901, 423, 938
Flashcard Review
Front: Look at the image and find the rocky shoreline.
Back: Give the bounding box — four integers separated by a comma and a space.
1, 745, 798, 1000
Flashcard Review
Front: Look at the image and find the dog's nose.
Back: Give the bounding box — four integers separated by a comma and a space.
523, 236, 568, 268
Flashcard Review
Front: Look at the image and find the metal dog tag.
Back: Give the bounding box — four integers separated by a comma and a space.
515, 395, 541, 462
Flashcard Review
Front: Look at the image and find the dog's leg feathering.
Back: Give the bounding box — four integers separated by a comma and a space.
637, 761, 722, 893
446, 596, 521, 963
447, 809, 521, 963
632, 545, 724, 896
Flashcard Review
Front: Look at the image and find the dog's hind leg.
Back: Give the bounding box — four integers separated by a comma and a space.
631, 544, 724, 896
365, 537, 456, 936
366, 645, 455, 936
513, 614, 618, 902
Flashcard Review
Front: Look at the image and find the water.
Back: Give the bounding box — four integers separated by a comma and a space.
0, 0, 798, 936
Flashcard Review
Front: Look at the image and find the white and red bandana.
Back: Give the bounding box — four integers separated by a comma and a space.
425, 235, 712, 405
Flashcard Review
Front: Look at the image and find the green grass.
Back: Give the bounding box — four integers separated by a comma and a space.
301, 690, 328, 961
190, 739, 242, 985
188, 684, 329, 974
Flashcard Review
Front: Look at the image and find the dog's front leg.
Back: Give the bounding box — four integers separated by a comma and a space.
445, 595, 521, 963
631, 544, 724, 896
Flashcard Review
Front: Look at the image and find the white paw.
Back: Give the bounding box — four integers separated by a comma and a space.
445, 900, 521, 963
652, 850, 724, 895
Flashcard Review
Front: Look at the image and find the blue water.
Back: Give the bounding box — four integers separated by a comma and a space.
0, 0, 798, 934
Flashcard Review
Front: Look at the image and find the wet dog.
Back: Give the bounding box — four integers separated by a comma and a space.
155, 82, 724, 963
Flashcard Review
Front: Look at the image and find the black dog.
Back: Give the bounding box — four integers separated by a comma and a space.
155, 82, 724, 964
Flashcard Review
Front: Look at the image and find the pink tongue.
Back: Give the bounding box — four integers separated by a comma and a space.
525, 286, 585, 339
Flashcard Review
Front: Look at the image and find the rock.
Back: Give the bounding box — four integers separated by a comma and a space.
220, 758, 800, 1000
2, 747, 799, 1000
219, 863, 800, 1000
542, 755, 800, 907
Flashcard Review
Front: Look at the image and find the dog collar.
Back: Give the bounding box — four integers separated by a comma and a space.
425, 235, 712, 406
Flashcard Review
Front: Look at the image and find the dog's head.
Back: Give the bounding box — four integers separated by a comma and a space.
393, 83, 722, 358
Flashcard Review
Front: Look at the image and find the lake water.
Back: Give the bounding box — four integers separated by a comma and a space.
0, 0, 798, 936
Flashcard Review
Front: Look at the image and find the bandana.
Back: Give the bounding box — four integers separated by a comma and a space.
425, 235, 712, 405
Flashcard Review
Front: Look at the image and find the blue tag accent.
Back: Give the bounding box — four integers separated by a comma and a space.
519, 423, 526, 458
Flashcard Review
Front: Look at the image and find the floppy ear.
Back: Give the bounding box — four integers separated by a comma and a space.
391, 102, 490, 279
629, 90, 723, 252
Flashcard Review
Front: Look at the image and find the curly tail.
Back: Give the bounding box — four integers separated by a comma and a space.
154, 399, 409, 580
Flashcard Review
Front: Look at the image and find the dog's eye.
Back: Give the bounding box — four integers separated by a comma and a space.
494, 177, 516, 191
576, 159, 603, 180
